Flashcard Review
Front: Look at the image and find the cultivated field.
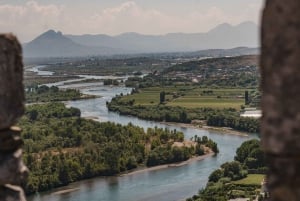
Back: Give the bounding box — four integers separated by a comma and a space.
121, 86, 251, 110
233, 174, 265, 185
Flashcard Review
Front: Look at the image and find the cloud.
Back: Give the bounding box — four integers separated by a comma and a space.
83, 1, 165, 34
0, 1, 64, 41
84, 1, 256, 35
0, 1, 262, 42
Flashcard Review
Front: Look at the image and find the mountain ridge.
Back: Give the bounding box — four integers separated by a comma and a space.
23, 21, 259, 58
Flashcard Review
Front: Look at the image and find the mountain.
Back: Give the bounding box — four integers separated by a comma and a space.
68, 21, 258, 53
191, 47, 259, 57
23, 21, 259, 58
23, 30, 122, 58
66, 32, 186, 53
162, 21, 258, 51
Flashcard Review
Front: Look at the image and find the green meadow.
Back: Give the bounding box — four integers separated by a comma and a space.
121, 86, 250, 110
233, 174, 265, 186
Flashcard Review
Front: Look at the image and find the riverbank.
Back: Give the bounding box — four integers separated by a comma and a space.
162, 122, 249, 137
52, 188, 80, 195
49, 152, 215, 196
122, 152, 215, 176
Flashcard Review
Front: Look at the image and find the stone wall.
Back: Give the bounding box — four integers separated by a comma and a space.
0, 34, 28, 201
261, 0, 300, 201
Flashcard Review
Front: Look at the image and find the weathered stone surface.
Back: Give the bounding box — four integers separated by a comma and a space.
0, 184, 26, 201
266, 155, 300, 201
261, 0, 300, 200
0, 149, 28, 185
261, 0, 300, 155
0, 127, 23, 153
0, 34, 24, 130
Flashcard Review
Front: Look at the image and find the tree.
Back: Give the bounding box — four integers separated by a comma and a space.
179, 111, 189, 123
50, 86, 59, 93
195, 144, 204, 155
37, 85, 49, 94
27, 109, 38, 121
208, 169, 224, 182
58, 163, 71, 185
160, 91, 165, 103
235, 139, 260, 163
245, 90, 249, 105
221, 161, 245, 180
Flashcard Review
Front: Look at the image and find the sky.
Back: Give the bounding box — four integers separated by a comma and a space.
0, 0, 264, 43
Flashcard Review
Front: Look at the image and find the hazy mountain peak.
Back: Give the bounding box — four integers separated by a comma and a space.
24, 29, 124, 57
237, 21, 257, 27
24, 21, 259, 57
43, 29, 61, 36
117, 32, 143, 38
216, 22, 232, 28
208, 21, 257, 34
44, 29, 56, 34
208, 23, 233, 34
33, 30, 65, 42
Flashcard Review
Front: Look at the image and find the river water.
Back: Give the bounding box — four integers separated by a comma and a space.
28, 67, 257, 201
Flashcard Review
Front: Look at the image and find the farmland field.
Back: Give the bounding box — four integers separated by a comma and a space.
233, 174, 265, 186
121, 86, 251, 110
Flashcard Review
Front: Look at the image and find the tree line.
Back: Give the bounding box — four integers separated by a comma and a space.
25, 85, 95, 103
20, 103, 217, 194
108, 97, 259, 133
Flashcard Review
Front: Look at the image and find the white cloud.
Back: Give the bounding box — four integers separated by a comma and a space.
0, 1, 64, 42
0, 1, 262, 42
82, 1, 261, 35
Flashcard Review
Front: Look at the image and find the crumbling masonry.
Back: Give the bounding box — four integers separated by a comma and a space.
261, 0, 300, 201
0, 34, 28, 201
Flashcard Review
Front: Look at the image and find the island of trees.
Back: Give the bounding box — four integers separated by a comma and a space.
26, 85, 96, 103
20, 103, 218, 194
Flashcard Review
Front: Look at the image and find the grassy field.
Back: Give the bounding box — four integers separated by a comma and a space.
233, 174, 265, 185
121, 86, 251, 110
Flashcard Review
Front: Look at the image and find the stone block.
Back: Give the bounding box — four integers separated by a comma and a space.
0, 127, 23, 153
0, 149, 28, 186
266, 155, 300, 201
261, 0, 300, 155
0, 184, 26, 201
261, 1, 300, 200
0, 34, 24, 130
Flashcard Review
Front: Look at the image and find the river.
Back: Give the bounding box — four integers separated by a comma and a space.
27, 66, 257, 201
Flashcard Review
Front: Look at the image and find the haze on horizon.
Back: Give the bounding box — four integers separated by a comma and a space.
0, 0, 264, 43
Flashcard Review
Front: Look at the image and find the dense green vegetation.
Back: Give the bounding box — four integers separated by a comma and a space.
164, 55, 258, 88
122, 86, 247, 109
147, 135, 218, 167
126, 55, 258, 88
108, 55, 260, 133
206, 112, 259, 133
26, 85, 95, 103
20, 103, 217, 194
23, 55, 261, 199
187, 139, 267, 201
108, 94, 259, 133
